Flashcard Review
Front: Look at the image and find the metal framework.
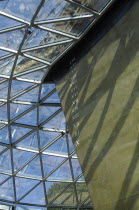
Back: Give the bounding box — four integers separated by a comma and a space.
0, 0, 116, 209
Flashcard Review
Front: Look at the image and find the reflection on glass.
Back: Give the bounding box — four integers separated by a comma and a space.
0, 0, 41, 21
0, 56, 15, 76
0, 50, 12, 58
17, 68, 48, 82
14, 56, 46, 75
22, 28, 68, 50
75, 0, 110, 11
43, 18, 93, 36
36, 0, 90, 21
0, 0, 108, 208
0, 15, 23, 30
27, 42, 71, 63
0, 29, 25, 50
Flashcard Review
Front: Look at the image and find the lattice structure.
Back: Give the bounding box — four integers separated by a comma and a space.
0, 0, 115, 209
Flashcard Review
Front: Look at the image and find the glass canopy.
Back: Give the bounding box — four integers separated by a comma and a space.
0, 0, 116, 209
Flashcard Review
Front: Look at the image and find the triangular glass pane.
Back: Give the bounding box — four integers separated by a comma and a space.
0, 0, 41, 22
10, 103, 32, 120
39, 130, 60, 149
0, 126, 9, 144
15, 86, 39, 102
46, 181, 70, 203
16, 132, 38, 151
13, 149, 35, 172
76, 182, 89, 204
15, 177, 39, 200
22, 28, 68, 50
11, 80, 33, 98
0, 55, 15, 76
71, 159, 82, 179
0, 29, 25, 50
15, 108, 37, 126
43, 111, 66, 130
44, 91, 60, 103
0, 145, 7, 153
0, 150, 12, 173
11, 126, 32, 143
0, 49, 12, 58
44, 136, 68, 156
0, 104, 7, 121
74, 0, 110, 11
18, 68, 48, 82
40, 84, 55, 100
0, 81, 8, 99
17, 156, 42, 179
0, 15, 23, 30
43, 17, 93, 36
20, 183, 46, 205
52, 184, 76, 205
36, 0, 91, 21
0, 174, 10, 184
48, 160, 72, 181
14, 56, 46, 75
39, 106, 60, 124
0, 178, 14, 201
42, 154, 65, 177
26, 42, 71, 63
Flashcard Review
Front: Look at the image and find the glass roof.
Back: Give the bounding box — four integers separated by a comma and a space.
0, 0, 116, 209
